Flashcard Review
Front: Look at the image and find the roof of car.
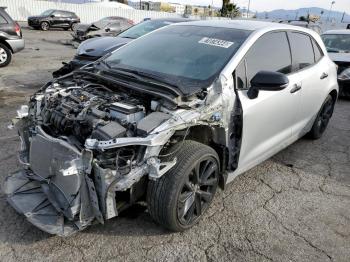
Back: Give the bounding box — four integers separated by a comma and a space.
322, 29, 350, 35
175, 19, 306, 31
152, 18, 193, 22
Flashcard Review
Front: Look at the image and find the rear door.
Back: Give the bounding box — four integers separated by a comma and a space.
51, 11, 66, 27
234, 31, 301, 172
287, 32, 330, 135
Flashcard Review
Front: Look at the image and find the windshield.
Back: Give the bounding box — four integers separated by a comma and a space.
118, 20, 175, 39
322, 34, 350, 53
104, 25, 251, 94
40, 9, 54, 16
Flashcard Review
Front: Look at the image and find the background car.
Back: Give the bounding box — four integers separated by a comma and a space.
0, 7, 24, 67
27, 9, 80, 31
281, 20, 322, 34
72, 16, 134, 42
322, 30, 350, 97
53, 18, 191, 77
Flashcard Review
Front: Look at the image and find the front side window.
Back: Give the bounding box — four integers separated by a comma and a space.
289, 32, 315, 71
321, 34, 350, 53
41, 9, 54, 16
104, 25, 251, 94
53, 11, 65, 17
244, 31, 292, 85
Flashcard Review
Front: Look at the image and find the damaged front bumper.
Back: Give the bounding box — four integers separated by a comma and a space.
3, 123, 165, 236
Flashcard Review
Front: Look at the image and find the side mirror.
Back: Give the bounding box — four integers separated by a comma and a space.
105, 28, 110, 32
50, 15, 55, 18
247, 71, 289, 99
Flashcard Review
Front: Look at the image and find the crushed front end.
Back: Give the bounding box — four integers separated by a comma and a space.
3, 80, 172, 236
3, 72, 230, 236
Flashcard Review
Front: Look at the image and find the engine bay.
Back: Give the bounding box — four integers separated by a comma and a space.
32, 83, 149, 146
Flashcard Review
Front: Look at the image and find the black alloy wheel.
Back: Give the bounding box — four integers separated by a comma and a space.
40, 21, 50, 31
177, 156, 219, 225
147, 140, 220, 232
307, 95, 335, 139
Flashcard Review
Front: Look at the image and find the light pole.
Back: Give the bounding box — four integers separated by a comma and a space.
247, 0, 251, 19
327, 1, 336, 23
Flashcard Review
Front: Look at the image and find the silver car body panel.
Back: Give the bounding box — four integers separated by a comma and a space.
5, 38, 25, 53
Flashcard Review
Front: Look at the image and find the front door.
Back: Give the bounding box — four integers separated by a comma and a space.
232, 31, 301, 177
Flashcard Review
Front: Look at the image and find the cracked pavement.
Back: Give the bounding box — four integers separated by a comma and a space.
0, 26, 349, 262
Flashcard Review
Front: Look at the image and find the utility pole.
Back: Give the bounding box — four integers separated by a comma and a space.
327, 1, 335, 23
247, 0, 251, 19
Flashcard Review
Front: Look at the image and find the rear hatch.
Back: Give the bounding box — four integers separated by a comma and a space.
0, 7, 22, 38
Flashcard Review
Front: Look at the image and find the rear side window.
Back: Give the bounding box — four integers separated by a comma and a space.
289, 32, 315, 71
53, 11, 65, 17
244, 31, 292, 85
0, 14, 7, 24
312, 39, 323, 62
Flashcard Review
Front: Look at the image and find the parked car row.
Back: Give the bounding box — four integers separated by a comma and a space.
4, 19, 340, 236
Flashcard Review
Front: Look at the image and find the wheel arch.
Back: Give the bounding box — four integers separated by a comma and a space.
177, 125, 229, 189
0, 38, 13, 53
329, 89, 338, 117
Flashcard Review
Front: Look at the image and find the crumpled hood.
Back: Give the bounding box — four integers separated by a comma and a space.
77, 36, 131, 57
74, 23, 94, 33
328, 53, 350, 63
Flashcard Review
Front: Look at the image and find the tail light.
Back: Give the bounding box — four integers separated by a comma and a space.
127, 19, 134, 25
14, 23, 21, 37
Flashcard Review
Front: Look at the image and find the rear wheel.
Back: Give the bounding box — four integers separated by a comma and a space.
307, 95, 335, 139
147, 140, 220, 231
40, 21, 50, 31
0, 43, 12, 67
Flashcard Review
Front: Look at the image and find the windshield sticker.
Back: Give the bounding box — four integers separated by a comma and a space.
198, 37, 234, 48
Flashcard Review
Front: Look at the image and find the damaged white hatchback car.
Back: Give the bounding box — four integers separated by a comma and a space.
4, 20, 338, 236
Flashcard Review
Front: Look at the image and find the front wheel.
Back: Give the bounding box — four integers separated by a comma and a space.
147, 140, 220, 232
40, 21, 50, 31
307, 95, 335, 139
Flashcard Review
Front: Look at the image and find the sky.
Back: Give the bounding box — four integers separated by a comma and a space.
169, 0, 350, 13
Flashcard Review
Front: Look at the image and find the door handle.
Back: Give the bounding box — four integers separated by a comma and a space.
290, 84, 302, 94
320, 72, 328, 79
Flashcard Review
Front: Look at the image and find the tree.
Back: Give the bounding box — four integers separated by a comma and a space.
221, 0, 240, 17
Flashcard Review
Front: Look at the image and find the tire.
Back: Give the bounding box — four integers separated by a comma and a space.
147, 140, 220, 232
40, 21, 50, 31
0, 43, 12, 67
70, 23, 77, 31
307, 95, 335, 140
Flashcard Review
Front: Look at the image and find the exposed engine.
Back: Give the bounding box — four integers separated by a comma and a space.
30, 83, 149, 147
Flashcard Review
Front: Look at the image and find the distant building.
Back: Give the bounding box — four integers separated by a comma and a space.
128, 1, 161, 11
186, 5, 210, 16
170, 3, 185, 15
